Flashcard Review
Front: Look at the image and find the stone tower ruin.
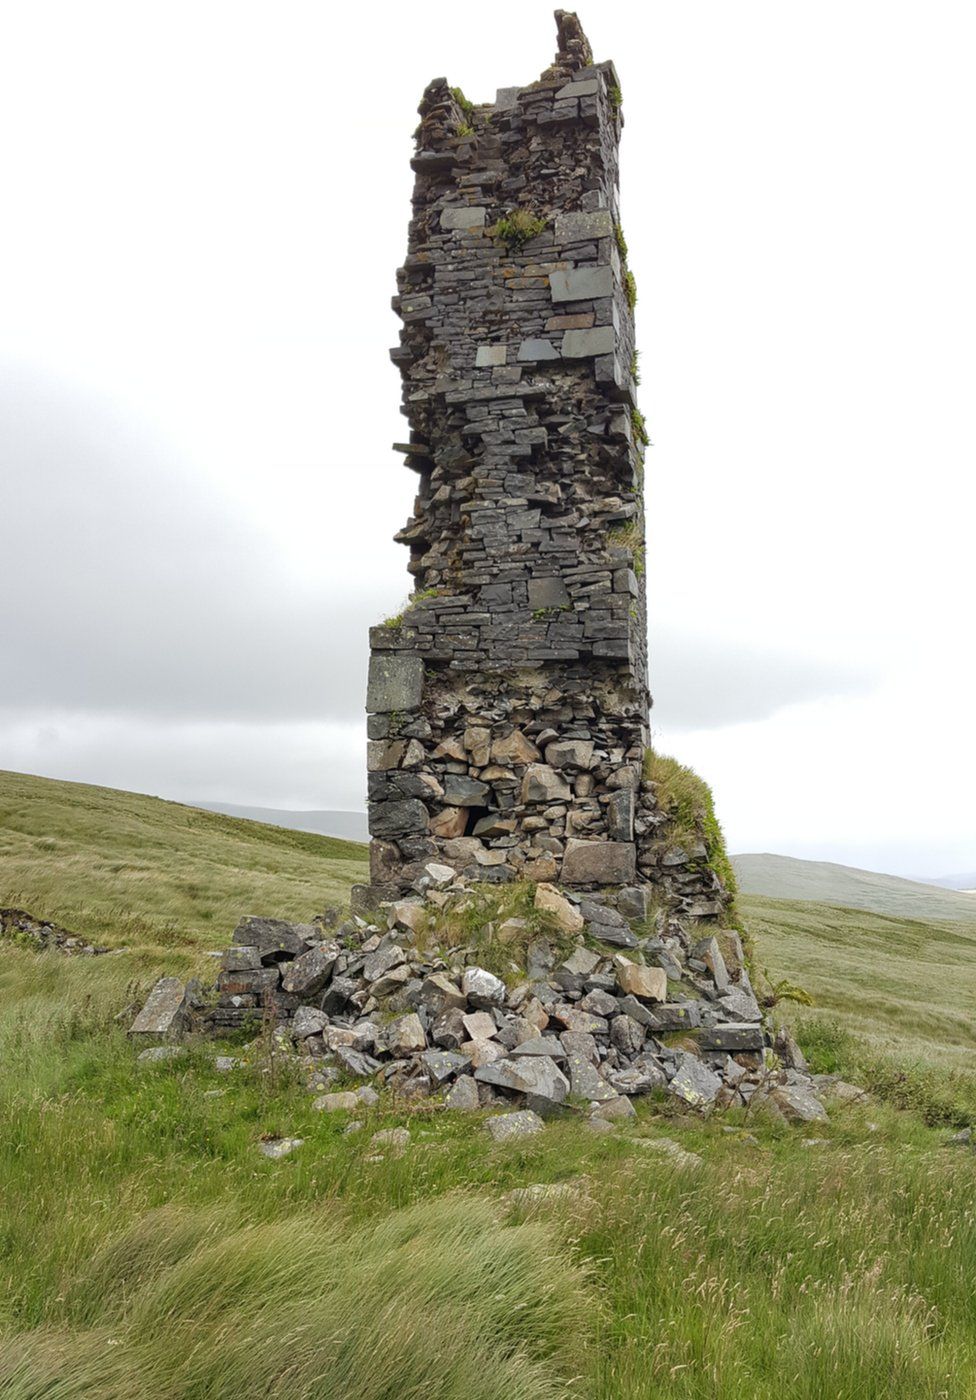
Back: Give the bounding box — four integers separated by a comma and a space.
364, 13, 705, 913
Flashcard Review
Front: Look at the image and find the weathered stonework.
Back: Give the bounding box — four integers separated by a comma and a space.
365, 12, 656, 897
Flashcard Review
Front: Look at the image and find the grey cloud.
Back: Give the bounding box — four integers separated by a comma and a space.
1, 364, 389, 723
2, 365, 874, 742
649, 629, 876, 731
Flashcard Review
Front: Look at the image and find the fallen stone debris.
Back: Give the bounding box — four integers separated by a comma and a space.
0, 906, 117, 956
128, 861, 841, 1131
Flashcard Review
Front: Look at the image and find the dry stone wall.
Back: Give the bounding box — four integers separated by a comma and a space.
364, 12, 653, 900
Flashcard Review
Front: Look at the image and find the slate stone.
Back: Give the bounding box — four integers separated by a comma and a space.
698, 1023, 765, 1052
231, 917, 315, 961
485, 1110, 545, 1143
554, 209, 613, 241
137, 1044, 187, 1065
549, 265, 613, 302
518, 338, 561, 362
421, 1048, 471, 1084
668, 1052, 722, 1109
334, 1047, 381, 1077
462, 967, 506, 1008
510, 1035, 567, 1058
527, 576, 570, 609
368, 799, 429, 839
567, 1054, 617, 1102
292, 1006, 329, 1039
128, 977, 190, 1041
770, 1085, 829, 1124
562, 840, 636, 884
607, 790, 635, 842
366, 653, 424, 714
440, 205, 486, 230
281, 942, 339, 996
554, 78, 601, 99
442, 775, 490, 806
475, 344, 507, 367
610, 1013, 646, 1056
475, 1055, 570, 1105
445, 1074, 480, 1110
561, 326, 615, 358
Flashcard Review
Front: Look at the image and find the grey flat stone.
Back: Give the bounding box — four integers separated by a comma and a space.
668, 1052, 722, 1109
440, 205, 486, 230
549, 266, 613, 302
475, 344, 507, 367
563, 839, 636, 885
517, 338, 561, 362
128, 977, 189, 1041
485, 1110, 545, 1143
561, 326, 615, 358
510, 1035, 567, 1059
555, 210, 613, 241
366, 653, 424, 714
137, 1045, 186, 1065
475, 1055, 569, 1105
555, 78, 601, 99
259, 1136, 303, 1159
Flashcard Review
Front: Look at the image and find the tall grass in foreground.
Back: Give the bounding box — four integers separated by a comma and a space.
0, 1200, 588, 1400
3, 946, 976, 1396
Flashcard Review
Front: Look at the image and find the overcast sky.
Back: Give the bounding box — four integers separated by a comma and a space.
2, 2, 974, 877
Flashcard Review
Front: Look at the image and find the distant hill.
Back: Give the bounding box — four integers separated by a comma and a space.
924, 872, 976, 892
194, 801, 369, 843
734, 852, 976, 923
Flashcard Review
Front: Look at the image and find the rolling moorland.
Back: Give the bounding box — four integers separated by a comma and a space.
3, 767, 976, 1398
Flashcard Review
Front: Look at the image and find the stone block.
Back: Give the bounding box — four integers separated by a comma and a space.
517, 338, 561, 361
534, 882, 584, 934
281, 942, 339, 996
492, 731, 541, 765
485, 1110, 545, 1143
549, 266, 613, 302
366, 653, 424, 714
521, 764, 572, 803
698, 1023, 765, 1053
475, 344, 507, 367
429, 807, 469, 838
555, 209, 613, 241
368, 798, 429, 838
475, 1055, 570, 1106
527, 576, 570, 609
442, 775, 489, 806
607, 789, 635, 842
614, 959, 667, 1001
128, 977, 189, 1041
440, 205, 486, 230
561, 325, 616, 358
562, 839, 636, 884
555, 78, 601, 99
544, 739, 594, 770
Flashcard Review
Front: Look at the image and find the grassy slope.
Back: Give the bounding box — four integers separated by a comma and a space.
745, 892, 976, 1070
4, 771, 976, 1397
0, 768, 367, 963
734, 851, 976, 923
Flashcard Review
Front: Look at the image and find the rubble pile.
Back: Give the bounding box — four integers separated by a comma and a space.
130, 864, 831, 1125
0, 906, 115, 957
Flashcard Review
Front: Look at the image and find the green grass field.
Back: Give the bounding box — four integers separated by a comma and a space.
3, 768, 976, 1398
